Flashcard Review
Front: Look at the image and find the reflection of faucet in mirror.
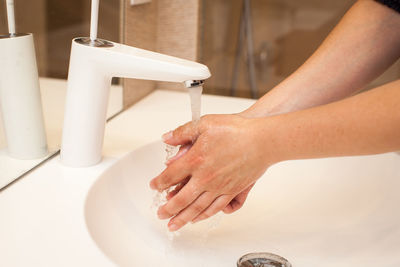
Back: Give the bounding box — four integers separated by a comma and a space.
0, 0, 47, 160
60, 0, 211, 167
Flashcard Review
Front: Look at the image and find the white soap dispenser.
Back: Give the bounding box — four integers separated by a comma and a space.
0, 0, 48, 159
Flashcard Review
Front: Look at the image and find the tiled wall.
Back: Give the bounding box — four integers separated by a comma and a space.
122, 0, 157, 108
122, 0, 201, 107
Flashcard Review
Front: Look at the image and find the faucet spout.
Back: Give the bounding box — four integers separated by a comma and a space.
184, 80, 205, 88
61, 38, 211, 167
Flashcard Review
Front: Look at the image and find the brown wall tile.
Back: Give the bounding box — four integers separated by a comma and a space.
123, 0, 202, 107
123, 0, 158, 108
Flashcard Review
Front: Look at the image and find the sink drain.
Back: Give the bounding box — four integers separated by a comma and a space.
237, 252, 292, 267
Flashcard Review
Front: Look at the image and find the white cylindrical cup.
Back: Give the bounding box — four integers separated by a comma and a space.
0, 33, 48, 159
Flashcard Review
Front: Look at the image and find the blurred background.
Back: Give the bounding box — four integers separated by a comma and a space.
0, 0, 399, 100
200, 0, 400, 98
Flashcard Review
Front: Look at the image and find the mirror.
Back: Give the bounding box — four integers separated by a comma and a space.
0, 0, 123, 189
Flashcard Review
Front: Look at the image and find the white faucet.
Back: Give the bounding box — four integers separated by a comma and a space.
60, 38, 211, 167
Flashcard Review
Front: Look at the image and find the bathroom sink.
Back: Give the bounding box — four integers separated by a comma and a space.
85, 141, 400, 267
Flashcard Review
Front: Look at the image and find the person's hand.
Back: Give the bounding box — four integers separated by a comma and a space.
150, 114, 272, 231
164, 144, 257, 216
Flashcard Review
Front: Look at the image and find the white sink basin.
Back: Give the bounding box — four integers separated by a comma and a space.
85, 141, 400, 267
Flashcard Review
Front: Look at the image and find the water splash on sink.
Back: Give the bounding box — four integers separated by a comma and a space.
165, 143, 178, 161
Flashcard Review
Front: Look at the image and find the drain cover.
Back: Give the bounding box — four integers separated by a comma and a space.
237, 252, 292, 267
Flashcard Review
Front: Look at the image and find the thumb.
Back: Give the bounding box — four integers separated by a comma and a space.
162, 121, 200, 146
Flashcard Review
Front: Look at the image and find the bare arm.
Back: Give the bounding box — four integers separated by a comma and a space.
258, 79, 400, 162
243, 0, 400, 117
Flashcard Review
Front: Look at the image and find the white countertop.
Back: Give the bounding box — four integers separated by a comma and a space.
0, 90, 255, 267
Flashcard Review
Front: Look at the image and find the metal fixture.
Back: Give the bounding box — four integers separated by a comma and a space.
237, 252, 292, 267
75, 37, 114, 48
184, 80, 205, 88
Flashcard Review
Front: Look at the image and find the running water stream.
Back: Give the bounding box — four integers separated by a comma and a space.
152, 85, 221, 245
188, 85, 203, 122
164, 85, 203, 167
153, 86, 203, 213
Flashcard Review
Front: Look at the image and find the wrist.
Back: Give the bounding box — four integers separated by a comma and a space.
250, 116, 289, 166
239, 107, 271, 118
238, 109, 257, 118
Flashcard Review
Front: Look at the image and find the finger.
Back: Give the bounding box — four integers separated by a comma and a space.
150, 157, 191, 192
166, 177, 189, 201
167, 192, 216, 231
166, 144, 192, 166
157, 179, 202, 220
223, 198, 244, 214
162, 121, 200, 146
223, 183, 255, 214
223, 189, 252, 214
191, 194, 234, 223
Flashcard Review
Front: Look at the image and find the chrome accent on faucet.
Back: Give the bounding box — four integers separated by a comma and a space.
184, 80, 205, 88
75, 37, 114, 48
0, 33, 29, 39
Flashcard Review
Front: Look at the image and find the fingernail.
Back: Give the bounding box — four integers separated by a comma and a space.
168, 223, 179, 232
162, 131, 173, 142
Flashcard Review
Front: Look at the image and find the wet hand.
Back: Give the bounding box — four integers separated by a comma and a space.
150, 114, 271, 231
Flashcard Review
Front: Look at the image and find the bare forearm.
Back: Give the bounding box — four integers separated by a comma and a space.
244, 0, 400, 117
259, 80, 400, 163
